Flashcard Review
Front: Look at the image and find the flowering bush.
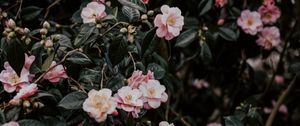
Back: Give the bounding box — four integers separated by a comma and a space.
0, 0, 300, 126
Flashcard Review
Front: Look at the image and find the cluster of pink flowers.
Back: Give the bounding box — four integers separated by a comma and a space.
154, 5, 184, 40
81, 2, 107, 24
237, 0, 281, 50
2, 121, 19, 126
82, 70, 168, 122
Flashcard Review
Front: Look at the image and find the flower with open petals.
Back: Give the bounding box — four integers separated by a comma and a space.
81, 2, 107, 23
139, 80, 168, 109
154, 5, 184, 40
13, 83, 38, 100
159, 121, 174, 126
258, 4, 281, 24
128, 70, 155, 88
256, 26, 280, 50
83, 88, 117, 122
237, 10, 263, 35
2, 121, 19, 126
43, 61, 68, 83
215, 0, 227, 8
114, 86, 143, 118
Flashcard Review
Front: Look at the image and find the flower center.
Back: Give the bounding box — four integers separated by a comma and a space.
167, 16, 176, 26
265, 36, 273, 48
147, 87, 156, 97
124, 95, 133, 104
265, 11, 273, 19
9, 74, 20, 85
247, 19, 253, 26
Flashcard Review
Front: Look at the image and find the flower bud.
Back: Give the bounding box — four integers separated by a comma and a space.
23, 100, 31, 108
217, 18, 225, 26
40, 28, 48, 35
45, 39, 53, 48
127, 25, 136, 34
9, 99, 21, 106
6, 19, 16, 28
78, 48, 84, 52
53, 34, 60, 42
24, 28, 30, 34
202, 26, 208, 31
2, 12, 7, 17
25, 38, 31, 45
40, 40, 45, 45
15, 27, 24, 34
43, 21, 51, 29
4, 28, 12, 33
147, 10, 154, 16
141, 14, 148, 20
7, 32, 15, 39
106, 1, 111, 7
21, 36, 26, 41
120, 27, 128, 33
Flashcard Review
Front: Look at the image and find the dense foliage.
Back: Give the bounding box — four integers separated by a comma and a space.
0, 0, 300, 126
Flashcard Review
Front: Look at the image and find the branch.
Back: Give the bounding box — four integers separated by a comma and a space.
44, 0, 61, 19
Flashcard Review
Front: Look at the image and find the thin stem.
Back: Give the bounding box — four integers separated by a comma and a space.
69, 77, 87, 93
14, 0, 23, 20
170, 108, 192, 126
100, 64, 107, 89
265, 74, 298, 126
44, 0, 62, 19
100, 22, 128, 36
128, 52, 136, 70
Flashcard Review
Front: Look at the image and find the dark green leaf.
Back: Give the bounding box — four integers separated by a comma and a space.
51, 34, 73, 49
200, 42, 212, 64
78, 68, 101, 90
41, 52, 55, 71
18, 119, 44, 126
141, 28, 156, 55
224, 116, 244, 126
108, 37, 127, 66
71, 10, 83, 23
122, 6, 140, 22
118, 0, 147, 13
106, 74, 125, 92
199, 0, 213, 16
288, 62, 300, 74
74, 24, 96, 47
0, 110, 5, 124
147, 63, 166, 79
218, 27, 238, 41
175, 29, 198, 48
21, 6, 43, 21
5, 107, 21, 121
66, 51, 92, 65
58, 91, 87, 109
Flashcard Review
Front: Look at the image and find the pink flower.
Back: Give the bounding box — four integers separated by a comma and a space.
193, 79, 209, 89
2, 121, 19, 126
0, 54, 35, 93
43, 61, 68, 83
263, 0, 274, 5
256, 26, 280, 50
142, 0, 149, 4
215, 0, 227, 8
13, 83, 38, 100
154, 5, 184, 40
114, 86, 143, 118
81, 2, 107, 23
45, 39, 53, 48
275, 75, 284, 84
264, 100, 288, 114
83, 88, 117, 122
127, 70, 155, 88
139, 80, 168, 109
159, 121, 174, 126
143, 70, 155, 82
258, 4, 281, 24
237, 10, 263, 35
207, 122, 222, 126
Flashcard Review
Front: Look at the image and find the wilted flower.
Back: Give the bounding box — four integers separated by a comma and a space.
159, 121, 174, 126
256, 26, 280, 50
207, 122, 222, 126
13, 83, 38, 100
215, 0, 227, 8
2, 121, 19, 126
83, 89, 117, 122
114, 86, 143, 118
81, 2, 107, 23
139, 80, 168, 109
43, 61, 68, 83
258, 4, 281, 24
264, 100, 288, 115
237, 10, 263, 35
154, 5, 184, 40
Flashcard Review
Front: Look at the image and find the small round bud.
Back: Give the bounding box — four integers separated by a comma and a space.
6, 19, 16, 28
7, 32, 16, 39
4, 28, 12, 33
21, 36, 26, 41
24, 28, 30, 34
120, 27, 128, 33
96, 24, 102, 28
45, 39, 53, 48
106, 1, 111, 7
202, 26, 208, 31
53, 34, 60, 42
38, 102, 44, 108
217, 19, 225, 26
127, 25, 136, 34
40, 28, 48, 35
23, 100, 31, 108
25, 38, 31, 45
78, 48, 83, 52
40, 40, 45, 45
147, 10, 154, 16
43, 21, 51, 29
141, 14, 148, 20
55, 24, 61, 28
15, 27, 24, 34
2, 12, 7, 17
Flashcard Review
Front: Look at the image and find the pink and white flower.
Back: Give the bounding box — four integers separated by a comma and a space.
127, 70, 155, 88
139, 80, 168, 109
81, 2, 107, 24
215, 0, 228, 8
83, 88, 117, 122
13, 83, 38, 100
0, 54, 35, 93
256, 26, 281, 50
43, 61, 68, 83
237, 10, 263, 35
114, 86, 143, 118
2, 121, 19, 126
258, 4, 281, 24
159, 121, 174, 126
154, 5, 184, 40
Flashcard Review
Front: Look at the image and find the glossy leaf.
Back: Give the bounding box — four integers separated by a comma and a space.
58, 91, 87, 109
219, 27, 238, 41
175, 29, 198, 48
21, 6, 43, 21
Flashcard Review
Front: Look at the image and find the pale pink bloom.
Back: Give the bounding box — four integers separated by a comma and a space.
13, 83, 38, 100
256, 26, 281, 50
81, 2, 107, 23
143, 70, 155, 82
45, 39, 53, 48
0, 54, 35, 93
139, 80, 168, 109
193, 79, 209, 89
142, 0, 149, 4
263, 0, 274, 5
128, 70, 144, 88
114, 86, 143, 118
275, 75, 284, 84
159, 121, 174, 126
264, 100, 288, 114
237, 10, 263, 35
207, 122, 222, 126
43, 61, 68, 83
83, 88, 117, 122
258, 4, 281, 24
215, 0, 227, 8
2, 121, 19, 126
154, 5, 184, 40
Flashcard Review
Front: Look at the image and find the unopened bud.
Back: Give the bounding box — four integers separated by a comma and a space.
9, 99, 21, 106
15, 27, 24, 34
23, 100, 31, 108
21, 36, 26, 41
202, 26, 208, 31
106, 1, 111, 7
25, 38, 31, 45
217, 19, 225, 26
127, 25, 136, 34
120, 27, 128, 33
40, 40, 45, 45
6, 19, 16, 28
141, 14, 148, 20
7, 32, 15, 39
43, 21, 50, 29
147, 10, 154, 16
2, 12, 7, 17
24, 28, 30, 34
40, 28, 48, 35
45, 39, 53, 48
78, 48, 83, 52
4, 28, 12, 33
53, 34, 60, 42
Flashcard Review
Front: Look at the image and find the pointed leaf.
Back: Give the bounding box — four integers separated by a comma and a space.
58, 91, 87, 109
175, 29, 198, 48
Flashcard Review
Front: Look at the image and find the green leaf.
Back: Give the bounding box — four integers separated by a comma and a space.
147, 63, 166, 79
78, 68, 101, 90
106, 74, 125, 92
66, 51, 92, 65
141, 28, 156, 55
2, 38, 25, 76
18, 119, 44, 126
200, 42, 212, 64
199, 0, 213, 16
118, 0, 147, 13
288, 62, 300, 74
21, 6, 43, 21
108, 37, 127, 66
74, 23, 96, 47
224, 116, 244, 126
41, 52, 55, 71
30, 92, 58, 103
175, 29, 198, 48
0, 110, 5, 124
5, 107, 21, 121
58, 91, 87, 109
122, 6, 140, 22
71, 10, 83, 23
218, 27, 238, 41
51, 34, 73, 49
